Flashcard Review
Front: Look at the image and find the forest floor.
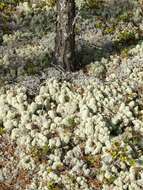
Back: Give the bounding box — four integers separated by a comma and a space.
0, 0, 143, 190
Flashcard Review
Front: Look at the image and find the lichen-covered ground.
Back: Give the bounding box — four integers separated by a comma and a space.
0, 1, 143, 190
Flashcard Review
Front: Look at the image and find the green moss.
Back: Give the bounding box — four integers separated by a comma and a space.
47, 0, 57, 7
0, 127, 5, 135
108, 140, 137, 167
75, 25, 81, 34
30, 144, 51, 161
47, 167, 53, 173
42, 144, 51, 154
111, 150, 119, 158
114, 30, 136, 47
85, 155, 101, 168
104, 27, 115, 34
95, 22, 103, 29
47, 181, 58, 190
120, 48, 130, 58
128, 159, 136, 166
40, 52, 51, 66
67, 117, 76, 127
86, 155, 95, 166
30, 146, 40, 159
0, 2, 6, 11
85, 155, 95, 166
117, 12, 131, 22
68, 175, 77, 184
56, 163, 64, 171
26, 63, 38, 75
86, 0, 103, 9
120, 154, 128, 162
105, 175, 117, 185
47, 180, 63, 190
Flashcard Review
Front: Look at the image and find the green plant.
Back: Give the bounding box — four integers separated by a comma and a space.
67, 174, 77, 184
104, 27, 115, 34
30, 144, 51, 161
47, 180, 58, 190
120, 48, 130, 58
117, 12, 132, 22
26, 63, 38, 75
67, 117, 76, 127
85, 0, 103, 9
47, 180, 63, 190
115, 30, 136, 47
84, 155, 101, 168
47, 0, 57, 7
107, 141, 136, 167
105, 175, 117, 185
95, 22, 103, 29
0, 2, 7, 11
0, 127, 5, 135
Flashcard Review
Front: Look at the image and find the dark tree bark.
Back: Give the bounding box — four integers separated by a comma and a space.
55, 0, 76, 71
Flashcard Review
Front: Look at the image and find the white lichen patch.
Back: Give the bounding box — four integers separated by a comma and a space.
1, 47, 143, 189
1, 1, 143, 189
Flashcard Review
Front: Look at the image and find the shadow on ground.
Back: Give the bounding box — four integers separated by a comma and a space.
76, 37, 142, 69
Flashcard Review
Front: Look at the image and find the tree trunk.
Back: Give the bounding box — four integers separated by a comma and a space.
55, 0, 76, 71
